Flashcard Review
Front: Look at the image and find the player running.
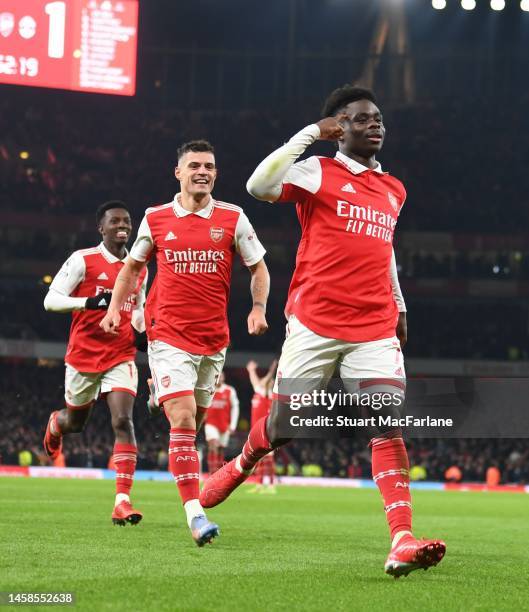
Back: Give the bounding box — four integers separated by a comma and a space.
200, 86, 446, 576
43, 201, 148, 526
204, 372, 239, 475
246, 360, 277, 494
100, 140, 269, 547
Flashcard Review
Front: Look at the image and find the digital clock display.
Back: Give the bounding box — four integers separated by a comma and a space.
0, 0, 138, 96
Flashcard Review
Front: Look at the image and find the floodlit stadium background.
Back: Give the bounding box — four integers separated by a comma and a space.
1, 0, 528, 485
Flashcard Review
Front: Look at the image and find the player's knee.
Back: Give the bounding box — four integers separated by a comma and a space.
265, 410, 291, 448
358, 386, 406, 437
68, 413, 90, 433
164, 397, 195, 429
111, 414, 134, 436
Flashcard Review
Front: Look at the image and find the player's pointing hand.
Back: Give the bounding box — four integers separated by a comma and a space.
316, 113, 348, 141
100, 308, 121, 336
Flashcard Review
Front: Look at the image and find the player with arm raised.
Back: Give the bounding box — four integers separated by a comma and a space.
204, 371, 240, 474
100, 140, 269, 547
246, 359, 277, 494
43, 201, 148, 526
200, 86, 445, 577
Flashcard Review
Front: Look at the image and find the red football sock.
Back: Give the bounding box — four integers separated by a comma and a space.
113, 443, 137, 496
169, 428, 199, 504
207, 449, 219, 474
240, 416, 272, 471
262, 454, 275, 484
371, 436, 412, 540
217, 448, 225, 469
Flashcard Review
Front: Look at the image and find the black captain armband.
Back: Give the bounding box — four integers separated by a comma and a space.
85, 292, 112, 310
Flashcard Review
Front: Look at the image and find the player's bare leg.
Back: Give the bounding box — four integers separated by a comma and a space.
43, 404, 93, 460
165, 395, 219, 546
108, 391, 142, 526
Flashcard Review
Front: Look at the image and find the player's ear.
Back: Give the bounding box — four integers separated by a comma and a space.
174, 165, 180, 181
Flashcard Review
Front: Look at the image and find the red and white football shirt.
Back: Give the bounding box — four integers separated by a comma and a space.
251, 390, 272, 428
130, 195, 266, 355
278, 151, 406, 343
49, 243, 148, 372
206, 384, 240, 433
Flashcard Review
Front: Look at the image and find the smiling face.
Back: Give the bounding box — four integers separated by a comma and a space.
98, 208, 132, 247
338, 99, 385, 159
175, 151, 217, 199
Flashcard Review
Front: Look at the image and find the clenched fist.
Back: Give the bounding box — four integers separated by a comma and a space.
316, 113, 349, 141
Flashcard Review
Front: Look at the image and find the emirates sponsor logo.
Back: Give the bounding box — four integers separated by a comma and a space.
337, 200, 396, 243
164, 248, 225, 274
210, 227, 224, 243
387, 191, 399, 212
161, 375, 171, 388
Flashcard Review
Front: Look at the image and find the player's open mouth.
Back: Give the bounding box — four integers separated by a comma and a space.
194, 179, 209, 185
116, 231, 129, 239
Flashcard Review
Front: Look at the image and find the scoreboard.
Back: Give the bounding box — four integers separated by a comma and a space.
0, 0, 138, 96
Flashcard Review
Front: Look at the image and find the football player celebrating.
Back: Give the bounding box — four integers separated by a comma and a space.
100, 140, 269, 546
43, 201, 148, 526
200, 86, 446, 577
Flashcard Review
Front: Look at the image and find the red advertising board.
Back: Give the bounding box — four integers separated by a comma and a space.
0, 0, 138, 95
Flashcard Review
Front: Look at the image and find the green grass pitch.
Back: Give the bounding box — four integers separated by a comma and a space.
1, 478, 528, 611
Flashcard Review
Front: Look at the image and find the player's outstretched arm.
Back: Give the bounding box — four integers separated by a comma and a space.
100, 256, 146, 335
247, 259, 270, 336
246, 115, 347, 202
43, 251, 92, 313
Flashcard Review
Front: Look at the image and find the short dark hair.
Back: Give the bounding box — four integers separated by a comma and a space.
321, 85, 378, 118
177, 139, 215, 162
96, 200, 129, 225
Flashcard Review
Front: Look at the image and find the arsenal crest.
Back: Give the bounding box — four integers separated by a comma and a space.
387, 192, 399, 212
210, 227, 224, 243
161, 375, 171, 388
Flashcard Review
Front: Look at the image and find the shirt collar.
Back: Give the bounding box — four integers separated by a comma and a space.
98, 242, 127, 264
173, 193, 214, 219
335, 151, 384, 175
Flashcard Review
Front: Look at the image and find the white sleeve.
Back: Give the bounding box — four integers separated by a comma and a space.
131, 268, 148, 333
390, 249, 406, 313
246, 124, 321, 202
229, 387, 240, 431
129, 216, 154, 262
234, 211, 266, 267
43, 252, 87, 312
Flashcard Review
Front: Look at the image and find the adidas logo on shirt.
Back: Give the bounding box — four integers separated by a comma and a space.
165, 231, 177, 241
341, 183, 356, 193
97, 272, 109, 280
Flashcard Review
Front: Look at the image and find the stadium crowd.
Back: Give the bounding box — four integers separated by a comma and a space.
1, 362, 527, 484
